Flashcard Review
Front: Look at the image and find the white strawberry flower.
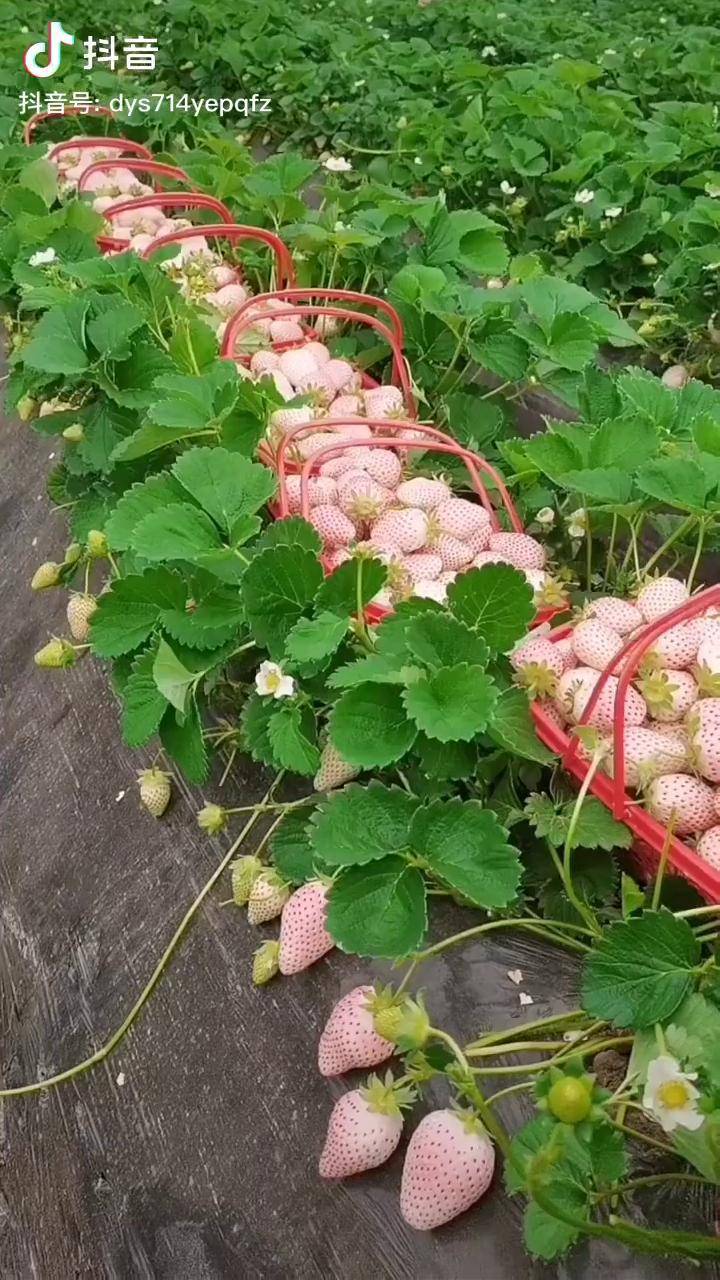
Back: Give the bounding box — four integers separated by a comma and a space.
643, 1054, 704, 1133
29, 247, 57, 267
604, 206, 623, 219
641, 252, 658, 266
705, 184, 720, 199
574, 188, 595, 206
481, 45, 497, 57
567, 507, 587, 539
255, 661, 295, 700
323, 156, 353, 173
500, 180, 517, 195
536, 506, 555, 526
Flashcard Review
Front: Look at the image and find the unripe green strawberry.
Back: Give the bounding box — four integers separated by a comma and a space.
313, 742, 360, 791
252, 940, 280, 986
373, 995, 430, 1051
248, 869, 291, 924
62, 422, 84, 442
137, 768, 172, 817
197, 802, 229, 835
63, 542, 83, 566
229, 854, 263, 905
17, 395, 37, 422
34, 637, 77, 668
86, 529, 108, 559
66, 593, 97, 641
31, 561, 61, 591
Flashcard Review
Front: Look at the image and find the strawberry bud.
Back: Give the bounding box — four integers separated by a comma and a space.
62, 423, 85, 442
252, 940, 280, 986
63, 542, 82, 566
17, 395, 37, 421
34, 637, 77, 668
31, 561, 61, 590
229, 854, 263, 906
86, 529, 108, 558
197, 802, 229, 835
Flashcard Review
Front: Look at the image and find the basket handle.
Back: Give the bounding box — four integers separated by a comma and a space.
101, 191, 234, 224
141, 224, 296, 290
78, 158, 194, 194
273, 417, 522, 532
222, 300, 414, 415
48, 136, 153, 164
567, 583, 720, 817
23, 106, 115, 145
235, 289, 406, 346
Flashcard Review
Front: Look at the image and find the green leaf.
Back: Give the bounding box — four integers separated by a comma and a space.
285, 611, 348, 664
588, 417, 659, 472
505, 1115, 557, 1194
310, 783, 418, 867
403, 663, 498, 742
621, 873, 646, 917
267, 703, 320, 775
91, 597, 159, 658
172, 446, 276, 534
243, 545, 324, 658
414, 734, 478, 780
544, 313, 597, 371
315, 556, 387, 616
581, 910, 701, 1029
23, 298, 89, 374
636, 459, 708, 513
153, 637, 198, 713
474, 332, 529, 381
329, 684, 417, 768
111, 421, 210, 463
327, 654, 416, 688
20, 157, 58, 207
132, 503, 223, 562
569, 797, 633, 851
673, 1111, 720, 1182
121, 645, 168, 747
254, 516, 322, 556
87, 299, 144, 361
160, 700, 208, 783
270, 810, 318, 885
161, 589, 245, 650
404, 613, 490, 669
560, 467, 632, 504
241, 692, 278, 766
410, 799, 522, 908
521, 433, 583, 484
448, 565, 534, 653
327, 856, 427, 958
488, 688, 556, 764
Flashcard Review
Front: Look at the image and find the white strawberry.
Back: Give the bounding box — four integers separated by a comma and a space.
303, 341, 331, 366
284, 474, 338, 514
269, 370, 296, 401
325, 393, 364, 417
413, 579, 448, 603
572, 619, 624, 671
434, 533, 473, 571
324, 359, 358, 392
363, 385, 405, 417
400, 552, 443, 585
488, 532, 546, 569
605, 726, 690, 788
338, 475, 393, 522
511, 636, 566, 698
432, 498, 491, 541
211, 264, 238, 287
332, 427, 374, 444
278, 346, 321, 384
396, 477, 452, 511
644, 621, 700, 671
371, 508, 429, 553
247, 870, 291, 924
319, 1074, 412, 1178
295, 431, 341, 461
553, 636, 576, 671
210, 283, 250, 314
573, 672, 646, 731
400, 1108, 495, 1231
697, 826, 720, 870
472, 551, 513, 569
583, 596, 643, 635
646, 774, 717, 835
268, 405, 316, 436
638, 669, 698, 723
325, 547, 353, 572
309, 504, 357, 548
636, 576, 689, 623
694, 636, 720, 695
294, 370, 337, 404
362, 449, 403, 488
319, 453, 363, 479
687, 699, 720, 783
269, 318, 305, 342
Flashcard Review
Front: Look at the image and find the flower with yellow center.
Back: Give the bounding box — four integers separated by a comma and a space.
255, 661, 295, 700
642, 1054, 704, 1133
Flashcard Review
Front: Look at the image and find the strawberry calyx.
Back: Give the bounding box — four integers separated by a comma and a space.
371, 992, 430, 1050
693, 663, 720, 697
359, 1070, 416, 1116
514, 660, 559, 700
638, 669, 679, 715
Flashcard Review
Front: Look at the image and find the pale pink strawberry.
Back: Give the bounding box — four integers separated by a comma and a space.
278, 346, 322, 384
687, 699, 720, 783
372, 508, 429, 553
472, 551, 513, 569
537, 701, 567, 732
269, 370, 296, 401
295, 432, 341, 461
432, 498, 491, 541
284, 474, 338, 514
644, 621, 700, 671
715, 790, 720, 822
572, 619, 624, 672
554, 636, 576, 671
511, 636, 566, 698
324, 547, 353, 573
698, 616, 720, 642
697, 826, 720, 871
400, 552, 443, 585
572, 672, 646, 731
268, 405, 316, 436
413, 579, 448, 603
309, 504, 357, 548
359, 449, 403, 488
324, 359, 358, 392
313, 741, 359, 790
210, 264, 238, 287
325, 393, 364, 417
694, 636, 720, 695
278, 881, 334, 974
250, 350, 280, 375
438, 571, 458, 587
646, 774, 717, 835
129, 233, 154, 253
584, 596, 643, 635
270, 318, 305, 342
636, 576, 689, 624
639, 669, 698, 723
400, 1109, 495, 1231
488, 532, 546, 570
434, 534, 473, 572
319, 1074, 412, 1177
605, 726, 690, 788
363, 385, 405, 418
303, 341, 331, 366
210, 283, 250, 313
396, 477, 452, 511
338, 475, 393, 522
465, 524, 493, 556
295, 370, 337, 404
319, 454, 363, 479
318, 986, 394, 1076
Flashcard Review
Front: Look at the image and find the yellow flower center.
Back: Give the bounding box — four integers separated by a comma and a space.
265, 672, 282, 693
658, 1081, 691, 1110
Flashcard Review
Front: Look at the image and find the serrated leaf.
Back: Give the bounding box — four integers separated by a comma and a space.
22, 298, 89, 373
448, 565, 534, 652
87, 299, 144, 361
315, 556, 387, 616
403, 663, 498, 742
270, 810, 318, 885
105, 473, 189, 550
569, 797, 633, 851
404, 613, 490, 669
636, 458, 708, 513
241, 692, 278, 766
132, 502, 223, 562
310, 783, 418, 866
172, 446, 276, 534
581, 910, 700, 1029
621, 872, 646, 917
160, 700, 208, 783
242, 544, 323, 658
327, 856, 427, 958
410, 799, 522, 907
267, 703, 320, 776
90, 598, 159, 658
285, 611, 348, 664
253, 516, 322, 556
111, 421, 211, 462
587, 417, 659, 472
121, 645, 168, 747
488, 688, 556, 764
414, 734, 478, 780
327, 654, 414, 688
153, 638, 198, 713
161, 588, 245, 650
329, 684, 417, 768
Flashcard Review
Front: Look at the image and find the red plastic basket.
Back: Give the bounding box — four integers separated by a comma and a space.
532, 585, 720, 902
273, 418, 538, 623
96, 192, 235, 254
23, 106, 116, 145
78, 158, 194, 197
47, 136, 153, 172
141, 224, 296, 292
